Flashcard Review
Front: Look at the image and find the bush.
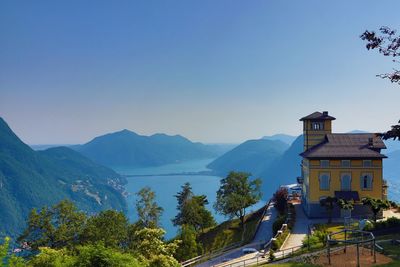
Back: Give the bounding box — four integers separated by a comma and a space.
302, 230, 327, 249
373, 216, 400, 231
272, 215, 287, 236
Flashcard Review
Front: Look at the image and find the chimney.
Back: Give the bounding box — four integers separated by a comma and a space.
368, 137, 373, 147
323, 111, 328, 116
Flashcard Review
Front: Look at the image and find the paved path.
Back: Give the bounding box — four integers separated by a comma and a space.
280, 203, 309, 250
197, 203, 277, 267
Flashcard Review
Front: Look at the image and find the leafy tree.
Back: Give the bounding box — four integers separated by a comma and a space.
174, 225, 201, 262
128, 227, 180, 266
173, 183, 215, 232
0, 237, 9, 265
337, 199, 354, 217
29, 244, 141, 267
75, 243, 141, 267
380, 120, 400, 141
361, 26, 400, 84
361, 26, 400, 140
320, 197, 337, 223
135, 187, 163, 229
28, 247, 76, 267
362, 197, 390, 223
18, 200, 87, 251
214, 172, 262, 227
273, 187, 288, 215
81, 210, 129, 249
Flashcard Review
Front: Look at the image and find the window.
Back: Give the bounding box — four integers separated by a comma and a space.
320, 160, 330, 168
341, 174, 351, 191
319, 173, 330, 190
363, 160, 372, 167
341, 160, 351, 167
312, 122, 324, 130
361, 174, 373, 190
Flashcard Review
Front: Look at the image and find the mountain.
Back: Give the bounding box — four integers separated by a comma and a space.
259, 135, 303, 199
0, 118, 126, 239
262, 134, 297, 146
207, 139, 289, 176
72, 130, 222, 168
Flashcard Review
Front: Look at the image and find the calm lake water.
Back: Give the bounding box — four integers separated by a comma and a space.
113, 159, 265, 239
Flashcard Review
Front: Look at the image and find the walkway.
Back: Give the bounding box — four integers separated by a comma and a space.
280, 203, 309, 250
197, 203, 278, 267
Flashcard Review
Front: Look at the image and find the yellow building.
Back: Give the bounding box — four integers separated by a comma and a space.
299, 111, 388, 218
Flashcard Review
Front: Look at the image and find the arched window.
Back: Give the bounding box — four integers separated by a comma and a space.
319, 173, 330, 190
361, 174, 373, 190
341, 174, 351, 191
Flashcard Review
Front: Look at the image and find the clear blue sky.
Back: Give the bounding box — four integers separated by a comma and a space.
1, 0, 399, 144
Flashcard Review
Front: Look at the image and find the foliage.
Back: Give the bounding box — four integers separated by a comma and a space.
81, 210, 128, 248
380, 120, 400, 141
273, 215, 287, 236
18, 200, 87, 251
214, 172, 262, 227
360, 26, 400, 85
372, 216, 400, 231
28, 247, 76, 267
362, 197, 390, 222
319, 197, 337, 223
128, 227, 180, 265
0, 117, 126, 239
28, 244, 141, 267
198, 206, 264, 253
0, 237, 9, 265
302, 230, 327, 249
174, 225, 201, 262
337, 199, 354, 211
173, 183, 215, 232
74, 243, 141, 267
273, 187, 288, 215
135, 187, 163, 229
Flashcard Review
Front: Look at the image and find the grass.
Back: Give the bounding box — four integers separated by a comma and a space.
198, 206, 265, 253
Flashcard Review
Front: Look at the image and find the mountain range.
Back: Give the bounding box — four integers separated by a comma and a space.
207, 139, 289, 176
72, 130, 227, 168
0, 118, 126, 239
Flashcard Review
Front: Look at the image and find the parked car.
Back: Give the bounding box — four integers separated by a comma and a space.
242, 248, 258, 255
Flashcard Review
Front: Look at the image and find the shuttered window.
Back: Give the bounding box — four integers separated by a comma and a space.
319, 173, 330, 190
360, 174, 373, 190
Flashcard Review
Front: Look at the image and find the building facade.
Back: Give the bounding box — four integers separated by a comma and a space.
300, 111, 388, 218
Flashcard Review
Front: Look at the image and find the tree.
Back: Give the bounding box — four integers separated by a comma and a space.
337, 199, 354, 217
214, 172, 262, 227
362, 197, 390, 223
273, 187, 289, 215
174, 225, 201, 262
18, 200, 87, 251
28, 247, 76, 267
135, 187, 163, 229
128, 227, 180, 266
81, 210, 129, 249
173, 183, 215, 232
361, 26, 400, 85
319, 197, 337, 223
0, 237, 9, 265
361, 26, 400, 140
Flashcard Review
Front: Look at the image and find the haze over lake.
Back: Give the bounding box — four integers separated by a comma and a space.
113, 159, 265, 239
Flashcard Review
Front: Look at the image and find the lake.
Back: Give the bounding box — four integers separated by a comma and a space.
113, 159, 265, 239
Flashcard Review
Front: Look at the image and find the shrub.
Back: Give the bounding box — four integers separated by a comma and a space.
272, 215, 287, 236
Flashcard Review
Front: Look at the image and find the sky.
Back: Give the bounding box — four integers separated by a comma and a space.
1, 0, 400, 145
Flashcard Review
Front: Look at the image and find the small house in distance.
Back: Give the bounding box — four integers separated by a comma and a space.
299, 111, 388, 218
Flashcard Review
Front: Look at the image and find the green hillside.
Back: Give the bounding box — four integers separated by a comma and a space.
207, 139, 289, 176
0, 118, 126, 239
73, 129, 222, 168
